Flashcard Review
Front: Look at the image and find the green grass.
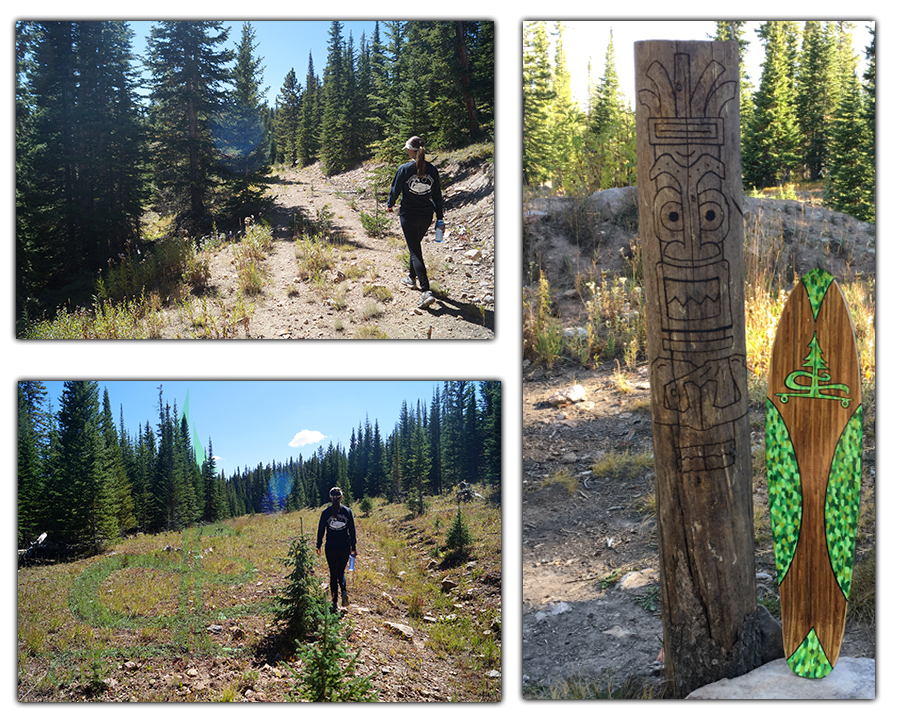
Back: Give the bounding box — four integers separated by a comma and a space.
18, 493, 500, 702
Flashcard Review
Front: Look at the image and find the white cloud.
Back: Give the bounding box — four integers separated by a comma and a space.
289, 429, 327, 448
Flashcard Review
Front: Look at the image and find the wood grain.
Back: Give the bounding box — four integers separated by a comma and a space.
767, 273, 862, 670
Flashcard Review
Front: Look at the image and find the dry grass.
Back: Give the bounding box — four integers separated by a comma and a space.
17, 493, 501, 702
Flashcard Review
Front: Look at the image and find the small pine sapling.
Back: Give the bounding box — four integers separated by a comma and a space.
445, 504, 474, 559
288, 606, 377, 702
274, 534, 326, 642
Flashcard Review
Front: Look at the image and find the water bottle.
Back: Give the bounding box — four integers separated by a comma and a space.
435, 219, 444, 242
348, 555, 355, 572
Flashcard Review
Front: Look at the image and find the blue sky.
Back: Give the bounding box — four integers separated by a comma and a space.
38, 380, 458, 477
127, 20, 383, 107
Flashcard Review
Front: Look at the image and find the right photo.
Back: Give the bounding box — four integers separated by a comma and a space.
522, 20, 875, 699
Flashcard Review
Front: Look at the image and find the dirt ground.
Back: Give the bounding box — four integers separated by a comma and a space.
521, 191, 876, 698
521, 361, 876, 697
17, 500, 501, 703
158, 151, 494, 339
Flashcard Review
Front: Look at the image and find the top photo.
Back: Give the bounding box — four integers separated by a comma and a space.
16, 20, 495, 340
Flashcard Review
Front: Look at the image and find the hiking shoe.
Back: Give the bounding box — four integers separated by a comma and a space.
419, 290, 436, 309
401, 276, 416, 289
341, 592, 350, 607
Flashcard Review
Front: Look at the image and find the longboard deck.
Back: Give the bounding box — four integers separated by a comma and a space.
765, 269, 863, 678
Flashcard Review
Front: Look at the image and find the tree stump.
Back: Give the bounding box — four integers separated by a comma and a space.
635, 39, 761, 697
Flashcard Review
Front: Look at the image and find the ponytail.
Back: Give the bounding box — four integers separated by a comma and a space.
416, 147, 426, 178
405, 136, 427, 178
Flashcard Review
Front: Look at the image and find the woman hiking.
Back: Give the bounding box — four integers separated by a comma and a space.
387, 135, 444, 309
316, 487, 357, 612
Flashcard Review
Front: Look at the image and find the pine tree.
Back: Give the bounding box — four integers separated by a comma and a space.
275, 535, 326, 641
319, 21, 351, 175
100, 387, 137, 535
300, 52, 321, 166
53, 381, 116, 552
479, 381, 502, 492
428, 387, 444, 494
144, 21, 233, 233
547, 22, 583, 193
289, 606, 377, 702
523, 22, 554, 186
16, 21, 145, 318
796, 22, 839, 180
713, 21, 755, 147
745, 21, 803, 189
825, 24, 874, 222
18, 382, 48, 547
215, 21, 271, 225
445, 504, 473, 558
584, 29, 635, 190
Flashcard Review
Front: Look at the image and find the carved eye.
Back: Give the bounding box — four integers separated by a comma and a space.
660, 199, 684, 233
698, 190, 726, 234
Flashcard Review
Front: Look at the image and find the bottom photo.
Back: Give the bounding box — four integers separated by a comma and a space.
17, 380, 501, 703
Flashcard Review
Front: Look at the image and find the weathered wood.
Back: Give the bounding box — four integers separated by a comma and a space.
635, 39, 759, 697
766, 269, 862, 678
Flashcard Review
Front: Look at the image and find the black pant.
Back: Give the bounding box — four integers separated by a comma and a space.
325, 545, 350, 602
399, 214, 432, 290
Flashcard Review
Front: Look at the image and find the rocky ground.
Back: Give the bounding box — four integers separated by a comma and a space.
17, 500, 501, 702
159, 148, 494, 339
521, 189, 876, 698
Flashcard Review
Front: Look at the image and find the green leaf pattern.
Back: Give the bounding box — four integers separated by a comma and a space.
824, 407, 863, 599
801, 268, 834, 321
787, 628, 834, 678
765, 399, 802, 584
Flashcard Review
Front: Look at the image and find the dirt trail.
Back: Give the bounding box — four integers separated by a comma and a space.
17, 500, 501, 702
159, 154, 494, 339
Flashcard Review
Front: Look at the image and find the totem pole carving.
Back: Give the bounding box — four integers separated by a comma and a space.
635, 40, 757, 696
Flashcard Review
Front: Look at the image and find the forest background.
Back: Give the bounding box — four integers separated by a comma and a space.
17, 379, 501, 554
524, 20, 875, 218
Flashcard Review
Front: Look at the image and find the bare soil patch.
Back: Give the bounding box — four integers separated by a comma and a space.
158, 150, 494, 340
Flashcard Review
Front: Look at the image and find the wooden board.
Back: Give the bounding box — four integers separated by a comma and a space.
766, 269, 863, 678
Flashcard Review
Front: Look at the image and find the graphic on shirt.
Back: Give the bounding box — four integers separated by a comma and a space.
328, 515, 347, 532
407, 175, 434, 196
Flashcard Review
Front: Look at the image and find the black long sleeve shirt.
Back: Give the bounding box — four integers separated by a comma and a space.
387, 159, 444, 219
316, 504, 357, 550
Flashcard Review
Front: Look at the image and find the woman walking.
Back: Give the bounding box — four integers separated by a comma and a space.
387, 136, 444, 309
316, 487, 357, 612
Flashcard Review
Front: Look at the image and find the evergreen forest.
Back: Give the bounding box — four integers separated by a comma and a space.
15, 20, 494, 328
17, 381, 502, 557
523, 21, 874, 222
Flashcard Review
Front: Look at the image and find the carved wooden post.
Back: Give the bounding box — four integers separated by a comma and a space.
635, 40, 760, 696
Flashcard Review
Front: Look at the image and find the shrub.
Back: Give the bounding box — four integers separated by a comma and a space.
445, 506, 473, 557
273, 536, 326, 642
287, 606, 377, 702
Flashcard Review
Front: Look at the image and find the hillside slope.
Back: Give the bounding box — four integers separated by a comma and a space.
160, 146, 495, 340
17, 495, 501, 702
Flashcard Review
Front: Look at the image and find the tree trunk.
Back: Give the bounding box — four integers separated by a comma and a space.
455, 21, 480, 137
634, 39, 763, 697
